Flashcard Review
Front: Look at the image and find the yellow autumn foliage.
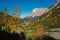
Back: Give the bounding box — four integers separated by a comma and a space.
34, 25, 44, 37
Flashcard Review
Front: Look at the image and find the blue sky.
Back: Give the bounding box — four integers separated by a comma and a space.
0, 0, 57, 18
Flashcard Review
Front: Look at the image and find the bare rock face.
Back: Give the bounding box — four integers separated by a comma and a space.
30, 8, 49, 17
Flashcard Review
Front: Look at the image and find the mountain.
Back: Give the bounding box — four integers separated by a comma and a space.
24, 8, 49, 22
25, 16, 38, 22
30, 8, 49, 17
28, 1, 60, 29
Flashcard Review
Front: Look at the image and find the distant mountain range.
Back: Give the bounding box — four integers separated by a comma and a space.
24, 8, 49, 21
30, 8, 49, 17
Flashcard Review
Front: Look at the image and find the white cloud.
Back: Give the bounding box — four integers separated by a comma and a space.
32, 8, 39, 13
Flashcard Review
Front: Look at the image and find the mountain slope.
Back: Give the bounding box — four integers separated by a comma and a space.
29, 1, 60, 29
41, 2, 60, 29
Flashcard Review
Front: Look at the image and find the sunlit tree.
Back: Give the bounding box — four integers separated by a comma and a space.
14, 5, 21, 18
3, 6, 8, 25
34, 25, 44, 38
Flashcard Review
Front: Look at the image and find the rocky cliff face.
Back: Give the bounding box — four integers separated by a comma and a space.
30, 8, 49, 17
